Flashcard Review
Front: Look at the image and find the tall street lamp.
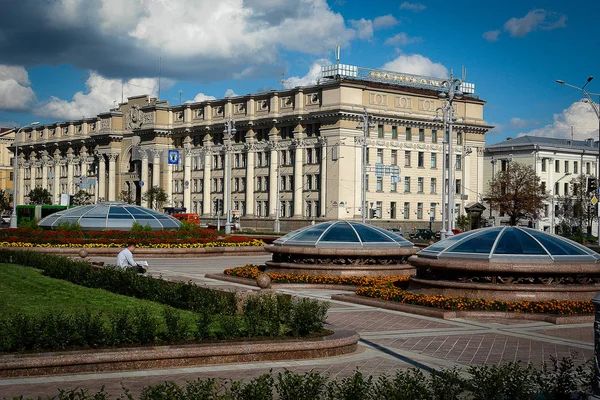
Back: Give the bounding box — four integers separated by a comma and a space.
223, 116, 236, 234
10, 122, 40, 229
557, 77, 600, 239
434, 101, 450, 239
356, 107, 375, 224
437, 72, 463, 238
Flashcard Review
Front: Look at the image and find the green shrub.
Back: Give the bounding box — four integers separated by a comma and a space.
56, 220, 82, 232
18, 218, 40, 230
536, 354, 593, 400
215, 315, 245, 339
194, 312, 212, 340
162, 307, 190, 342
131, 221, 153, 233
289, 297, 329, 336
326, 369, 374, 400
243, 293, 288, 337
139, 381, 185, 400
372, 369, 431, 400
276, 370, 328, 400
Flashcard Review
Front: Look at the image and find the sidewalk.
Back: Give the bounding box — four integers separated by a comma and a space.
0, 255, 593, 398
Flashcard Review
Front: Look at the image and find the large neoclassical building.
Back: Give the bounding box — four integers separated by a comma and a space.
14, 64, 492, 231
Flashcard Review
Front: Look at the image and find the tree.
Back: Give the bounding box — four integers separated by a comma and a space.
0, 190, 11, 212
28, 187, 52, 205
485, 162, 548, 226
71, 190, 92, 206
142, 186, 168, 210
557, 174, 595, 236
119, 190, 135, 204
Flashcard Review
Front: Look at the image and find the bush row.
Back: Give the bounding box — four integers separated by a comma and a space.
7, 356, 592, 400
1, 295, 329, 353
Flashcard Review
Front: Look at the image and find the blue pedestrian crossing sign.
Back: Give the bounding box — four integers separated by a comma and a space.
168, 150, 179, 165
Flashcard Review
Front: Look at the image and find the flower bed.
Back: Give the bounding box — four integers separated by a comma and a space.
224, 265, 410, 287
0, 228, 264, 248
357, 283, 594, 315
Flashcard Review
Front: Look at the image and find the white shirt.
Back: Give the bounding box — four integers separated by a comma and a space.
116, 248, 136, 268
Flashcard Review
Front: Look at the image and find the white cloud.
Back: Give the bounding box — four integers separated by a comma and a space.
224, 89, 238, 98
483, 30, 501, 42
381, 54, 447, 78
509, 117, 538, 129
373, 15, 398, 29
283, 59, 330, 88
38, 71, 160, 120
188, 93, 217, 103
503, 9, 567, 38
0, 65, 36, 111
384, 33, 421, 46
519, 101, 598, 140
399, 2, 426, 12
349, 18, 373, 40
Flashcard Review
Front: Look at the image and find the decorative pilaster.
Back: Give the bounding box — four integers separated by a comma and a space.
17, 157, 25, 205
53, 158, 61, 205
29, 156, 37, 189
67, 156, 75, 195
202, 139, 212, 217
245, 131, 255, 216
97, 154, 106, 202
320, 137, 327, 217
268, 127, 279, 216
41, 153, 49, 192
152, 149, 161, 188
183, 147, 192, 212
107, 153, 117, 201
293, 128, 304, 217
140, 150, 149, 207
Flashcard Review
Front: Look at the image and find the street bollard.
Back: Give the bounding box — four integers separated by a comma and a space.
591, 291, 600, 399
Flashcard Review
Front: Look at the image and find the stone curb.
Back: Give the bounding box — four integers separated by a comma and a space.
331, 294, 594, 325
0, 246, 267, 258
206, 273, 360, 291
0, 325, 358, 378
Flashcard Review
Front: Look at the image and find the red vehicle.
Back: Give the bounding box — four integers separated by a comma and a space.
172, 213, 201, 225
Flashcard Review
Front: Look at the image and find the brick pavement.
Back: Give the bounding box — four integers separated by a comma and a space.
0, 255, 594, 399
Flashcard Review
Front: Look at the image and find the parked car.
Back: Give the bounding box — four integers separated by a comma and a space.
0, 213, 11, 225
408, 229, 437, 241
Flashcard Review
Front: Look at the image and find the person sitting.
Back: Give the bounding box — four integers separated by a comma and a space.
116, 242, 146, 273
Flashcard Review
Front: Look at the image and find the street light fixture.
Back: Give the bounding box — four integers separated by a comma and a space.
356, 107, 375, 224
557, 77, 600, 238
223, 116, 236, 234
10, 122, 40, 229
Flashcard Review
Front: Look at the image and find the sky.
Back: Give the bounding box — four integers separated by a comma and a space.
0, 0, 598, 145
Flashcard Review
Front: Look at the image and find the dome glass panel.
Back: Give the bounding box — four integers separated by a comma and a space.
273, 221, 414, 248
38, 202, 181, 231
418, 226, 600, 262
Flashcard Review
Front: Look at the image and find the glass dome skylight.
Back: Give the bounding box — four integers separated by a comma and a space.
418, 227, 600, 262
273, 221, 414, 248
38, 202, 181, 231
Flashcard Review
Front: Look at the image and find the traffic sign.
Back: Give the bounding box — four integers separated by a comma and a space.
597, 187, 600, 195
140, 181, 145, 187
168, 150, 179, 165
592, 196, 598, 206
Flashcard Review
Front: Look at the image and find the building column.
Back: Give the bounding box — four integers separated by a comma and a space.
320, 138, 327, 217
269, 144, 279, 217
53, 159, 60, 205
166, 164, 173, 206
245, 139, 255, 216
140, 151, 149, 207
41, 158, 48, 192
183, 147, 192, 212
202, 146, 212, 217
29, 158, 37, 188
80, 152, 89, 195
98, 154, 106, 202
293, 141, 303, 217
152, 149, 161, 188
17, 157, 25, 205
107, 154, 117, 201
67, 157, 75, 195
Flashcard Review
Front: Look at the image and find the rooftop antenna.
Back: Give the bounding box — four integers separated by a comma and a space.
462, 66, 467, 82
158, 57, 162, 101
571, 126, 574, 141
179, 90, 182, 105
281, 73, 285, 90
335, 45, 341, 64
121, 81, 124, 104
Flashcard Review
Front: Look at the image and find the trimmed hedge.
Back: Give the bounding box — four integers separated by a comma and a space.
6, 355, 593, 399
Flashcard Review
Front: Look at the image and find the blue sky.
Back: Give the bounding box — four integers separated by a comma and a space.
0, 0, 598, 145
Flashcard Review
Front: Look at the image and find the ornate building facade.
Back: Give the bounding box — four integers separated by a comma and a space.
14, 67, 492, 231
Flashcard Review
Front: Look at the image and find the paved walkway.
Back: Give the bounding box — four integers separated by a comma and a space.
0, 255, 593, 398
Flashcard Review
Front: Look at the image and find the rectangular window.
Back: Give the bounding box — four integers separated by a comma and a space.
213, 155, 219, 169
306, 201, 312, 217
430, 203, 436, 221
404, 151, 411, 167
257, 153, 263, 166
390, 202, 396, 219
431, 178, 437, 194
376, 149, 383, 164
419, 128, 425, 142
431, 153, 437, 168
376, 201, 382, 219
456, 132, 463, 145
541, 181, 546, 193
456, 154, 462, 170
432, 130, 437, 143
234, 178, 239, 192
555, 160, 560, 172
391, 150, 397, 166
306, 175, 313, 190
392, 126, 398, 139
541, 158, 546, 172
564, 160, 569, 173
417, 203, 423, 219
404, 177, 411, 193
417, 177, 424, 193
587, 162, 591, 174
456, 179, 462, 195
376, 177, 383, 191
406, 127, 412, 141
234, 154, 240, 168
366, 148, 370, 164
403, 202, 410, 219
306, 148, 313, 164
241, 177, 246, 191
564, 182, 569, 195
418, 152, 424, 167
574, 161, 578, 174
315, 174, 320, 190
391, 180, 397, 192
378, 125, 384, 138
193, 179, 198, 192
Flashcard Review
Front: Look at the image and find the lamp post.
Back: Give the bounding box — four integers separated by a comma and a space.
556, 77, 600, 239
439, 72, 463, 238
10, 122, 40, 228
223, 116, 236, 234
274, 161, 281, 233
435, 102, 450, 239
356, 107, 375, 224
550, 172, 572, 234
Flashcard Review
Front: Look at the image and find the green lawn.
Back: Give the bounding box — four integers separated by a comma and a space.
0, 263, 196, 322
